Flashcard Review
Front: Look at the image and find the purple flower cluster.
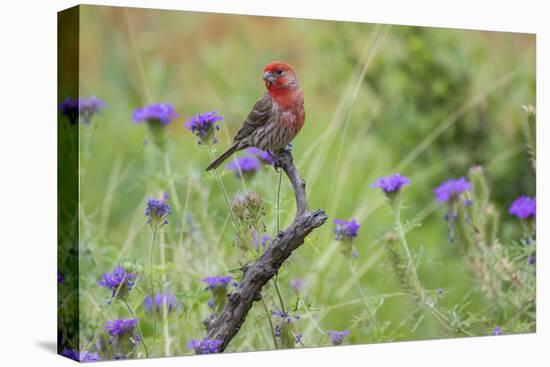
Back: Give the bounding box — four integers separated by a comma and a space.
327, 330, 350, 345
57, 271, 64, 284
247, 147, 275, 165
185, 111, 223, 144
133, 103, 179, 126
202, 275, 234, 290
273, 309, 301, 346
372, 173, 410, 193
509, 195, 536, 219
98, 265, 136, 298
145, 193, 171, 226
187, 338, 223, 354
491, 326, 503, 336
59, 96, 106, 124
143, 292, 179, 313
227, 156, 262, 177
60, 348, 101, 362
434, 177, 471, 202
105, 318, 139, 336
333, 219, 360, 241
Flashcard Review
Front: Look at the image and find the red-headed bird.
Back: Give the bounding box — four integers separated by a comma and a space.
206, 62, 305, 171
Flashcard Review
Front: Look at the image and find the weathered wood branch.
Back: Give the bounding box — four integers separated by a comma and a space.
204, 150, 327, 351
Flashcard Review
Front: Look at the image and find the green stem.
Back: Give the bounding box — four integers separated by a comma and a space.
393, 206, 424, 294
348, 260, 379, 329
392, 204, 472, 337
206, 142, 245, 243
261, 297, 279, 349
272, 172, 286, 314
164, 150, 182, 213
149, 227, 158, 355
273, 276, 286, 313
83, 274, 128, 351
276, 169, 283, 233
124, 298, 150, 358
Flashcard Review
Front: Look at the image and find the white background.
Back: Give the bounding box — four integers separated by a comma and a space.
0, 0, 546, 365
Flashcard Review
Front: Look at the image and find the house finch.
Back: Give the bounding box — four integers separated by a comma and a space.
206, 61, 305, 171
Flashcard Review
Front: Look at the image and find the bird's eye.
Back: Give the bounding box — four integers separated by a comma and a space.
275, 69, 283, 76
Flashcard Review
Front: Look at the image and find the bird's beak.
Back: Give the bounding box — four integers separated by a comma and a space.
263, 71, 276, 82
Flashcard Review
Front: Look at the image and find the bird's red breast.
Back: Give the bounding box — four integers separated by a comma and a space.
263, 62, 305, 129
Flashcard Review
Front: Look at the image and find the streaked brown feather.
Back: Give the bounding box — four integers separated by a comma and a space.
234, 93, 273, 142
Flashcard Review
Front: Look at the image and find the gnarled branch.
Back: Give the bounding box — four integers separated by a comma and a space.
204, 150, 327, 351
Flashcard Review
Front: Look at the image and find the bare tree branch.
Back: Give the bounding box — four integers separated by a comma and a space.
203, 150, 327, 351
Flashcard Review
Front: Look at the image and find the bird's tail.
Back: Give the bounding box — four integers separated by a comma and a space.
206, 143, 240, 171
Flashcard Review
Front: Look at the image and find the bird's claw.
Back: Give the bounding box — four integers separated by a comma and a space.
267, 149, 284, 171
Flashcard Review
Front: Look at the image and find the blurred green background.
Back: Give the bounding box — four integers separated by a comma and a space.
70, 5, 535, 357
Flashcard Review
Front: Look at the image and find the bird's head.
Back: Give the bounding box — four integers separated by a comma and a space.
263, 62, 299, 92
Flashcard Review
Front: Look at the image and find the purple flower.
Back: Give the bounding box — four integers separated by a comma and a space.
57, 271, 64, 284
202, 275, 234, 290
434, 177, 471, 202
252, 232, 271, 251
491, 326, 503, 336
371, 173, 410, 193
294, 334, 303, 344
247, 147, 275, 165
79, 96, 107, 124
133, 103, 179, 126
105, 318, 138, 336
185, 111, 223, 144
333, 219, 360, 241
327, 330, 350, 345
290, 278, 305, 293
187, 339, 223, 354
59, 96, 106, 124
98, 265, 136, 298
273, 309, 300, 324
105, 319, 141, 357
509, 195, 536, 219
145, 193, 171, 226
60, 348, 101, 362
227, 156, 261, 177
528, 255, 536, 265
273, 310, 301, 347
59, 98, 79, 124
143, 292, 179, 313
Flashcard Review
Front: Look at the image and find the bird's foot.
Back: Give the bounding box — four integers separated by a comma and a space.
267, 149, 284, 171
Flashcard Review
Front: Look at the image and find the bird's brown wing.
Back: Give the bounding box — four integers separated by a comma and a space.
234, 93, 273, 141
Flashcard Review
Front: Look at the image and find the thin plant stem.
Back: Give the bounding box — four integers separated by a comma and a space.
392, 202, 473, 337
261, 297, 278, 349
393, 205, 423, 294
124, 298, 150, 358
159, 230, 171, 356
149, 226, 158, 355
273, 276, 286, 313
276, 169, 283, 233
272, 168, 286, 314
206, 142, 245, 243
348, 260, 379, 330
164, 150, 182, 213
83, 275, 127, 352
